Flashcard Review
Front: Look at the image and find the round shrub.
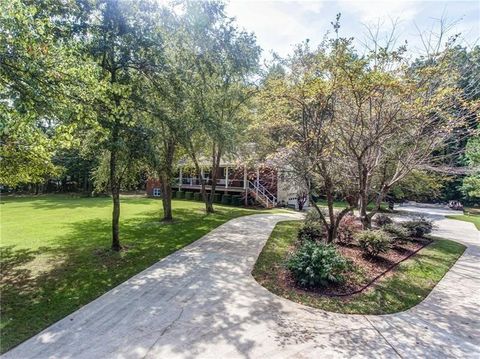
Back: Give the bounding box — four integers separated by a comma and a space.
231, 195, 242, 206
175, 191, 184, 199
382, 223, 410, 242
212, 193, 222, 203
401, 218, 433, 237
337, 214, 362, 245
286, 242, 349, 288
221, 194, 231, 205
356, 230, 391, 257
297, 221, 324, 243
305, 209, 324, 224
374, 213, 393, 227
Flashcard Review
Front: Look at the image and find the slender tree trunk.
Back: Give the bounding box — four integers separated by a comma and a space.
325, 181, 336, 243
317, 165, 344, 243
366, 184, 390, 223
159, 138, 176, 222
108, 63, 122, 251
309, 194, 328, 228
333, 206, 354, 241
187, 143, 209, 208
206, 144, 222, 214
83, 170, 88, 193
110, 145, 121, 251
358, 164, 371, 229
190, 154, 208, 207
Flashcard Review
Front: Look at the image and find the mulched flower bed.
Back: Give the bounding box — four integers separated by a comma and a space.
281, 237, 432, 298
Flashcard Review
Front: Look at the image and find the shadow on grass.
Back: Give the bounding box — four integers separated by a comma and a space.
1, 213, 401, 358
0, 195, 157, 210
0, 206, 257, 353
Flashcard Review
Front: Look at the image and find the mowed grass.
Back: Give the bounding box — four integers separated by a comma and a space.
0, 195, 263, 353
316, 199, 389, 212
253, 220, 465, 314
446, 214, 480, 230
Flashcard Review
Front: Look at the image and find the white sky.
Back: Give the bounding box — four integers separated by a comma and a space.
224, 0, 480, 59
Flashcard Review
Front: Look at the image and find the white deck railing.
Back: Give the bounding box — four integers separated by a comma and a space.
248, 180, 277, 207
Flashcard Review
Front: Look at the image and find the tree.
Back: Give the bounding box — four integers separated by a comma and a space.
0, 0, 80, 187
140, 5, 190, 222
260, 16, 476, 239
334, 22, 476, 228
177, 1, 261, 213
461, 134, 480, 201
74, 0, 160, 250
390, 170, 447, 202
258, 37, 357, 243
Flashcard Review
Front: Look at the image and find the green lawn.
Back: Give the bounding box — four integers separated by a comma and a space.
0, 195, 264, 353
316, 199, 389, 212
253, 220, 465, 314
446, 214, 480, 230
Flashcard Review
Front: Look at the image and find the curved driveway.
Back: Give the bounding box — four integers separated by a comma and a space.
3, 205, 479, 358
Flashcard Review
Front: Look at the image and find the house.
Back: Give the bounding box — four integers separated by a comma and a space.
146, 160, 307, 209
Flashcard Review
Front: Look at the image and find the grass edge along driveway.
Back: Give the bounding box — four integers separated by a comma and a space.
252, 220, 466, 315
0, 195, 274, 353
446, 214, 480, 230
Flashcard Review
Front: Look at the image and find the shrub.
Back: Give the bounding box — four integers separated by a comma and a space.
374, 213, 393, 227
356, 230, 391, 257
221, 194, 231, 205
175, 191, 184, 199
401, 218, 433, 237
305, 209, 324, 224
231, 195, 242, 206
337, 214, 362, 245
212, 193, 222, 203
297, 221, 324, 243
286, 242, 349, 288
383, 223, 410, 242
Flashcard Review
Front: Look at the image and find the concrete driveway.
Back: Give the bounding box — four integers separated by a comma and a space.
3, 205, 479, 358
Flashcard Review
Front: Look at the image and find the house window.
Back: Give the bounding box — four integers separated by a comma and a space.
153, 188, 162, 197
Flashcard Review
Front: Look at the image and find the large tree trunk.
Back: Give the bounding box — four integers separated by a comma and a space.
110, 146, 121, 251
160, 175, 173, 221
206, 194, 215, 213
359, 198, 371, 229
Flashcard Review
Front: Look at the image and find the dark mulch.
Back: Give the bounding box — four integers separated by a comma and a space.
282, 237, 432, 297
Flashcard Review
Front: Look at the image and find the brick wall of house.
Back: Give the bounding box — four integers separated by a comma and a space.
146, 178, 161, 196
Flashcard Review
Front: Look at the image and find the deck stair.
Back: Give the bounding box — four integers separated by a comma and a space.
247, 180, 277, 208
